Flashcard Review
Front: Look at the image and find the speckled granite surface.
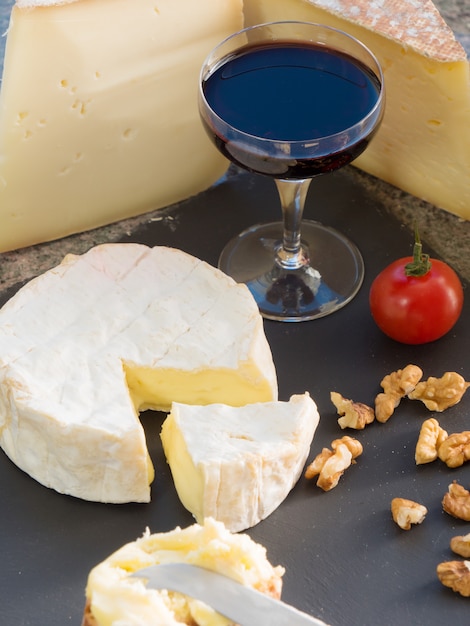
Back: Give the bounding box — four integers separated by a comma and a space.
0, 0, 469, 290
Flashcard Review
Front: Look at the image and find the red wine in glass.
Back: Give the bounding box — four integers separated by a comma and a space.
202, 42, 381, 177
199, 23, 384, 321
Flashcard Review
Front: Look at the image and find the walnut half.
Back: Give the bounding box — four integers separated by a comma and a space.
415, 418, 448, 465
391, 497, 427, 530
305, 436, 363, 492
451, 534, 470, 559
331, 436, 363, 460
387, 364, 423, 395
437, 560, 470, 597
374, 392, 400, 424
330, 391, 375, 430
442, 482, 470, 521
438, 431, 470, 468
375, 364, 423, 423
408, 371, 470, 412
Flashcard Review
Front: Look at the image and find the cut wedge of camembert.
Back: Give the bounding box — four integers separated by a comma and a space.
82, 518, 285, 626
160, 393, 320, 532
0, 244, 277, 503
244, 0, 470, 220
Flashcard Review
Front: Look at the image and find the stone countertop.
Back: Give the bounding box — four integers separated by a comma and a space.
0, 0, 469, 291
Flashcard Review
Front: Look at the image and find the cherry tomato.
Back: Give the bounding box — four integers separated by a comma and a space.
369, 234, 464, 345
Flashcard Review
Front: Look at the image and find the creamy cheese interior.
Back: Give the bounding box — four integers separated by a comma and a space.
84, 518, 285, 626
126, 364, 276, 412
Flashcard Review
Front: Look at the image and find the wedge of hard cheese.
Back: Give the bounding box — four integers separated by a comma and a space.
0, 244, 277, 503
82, 518, 285, 626
161, 393, 319, 532
0, 0, 243, 252
244, 0, 470, 220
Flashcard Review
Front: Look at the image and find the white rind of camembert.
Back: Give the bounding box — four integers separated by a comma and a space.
244, 0, 470, 221
0, 0, 243, 252
0, 244, 277, 503
161, 393, 319, 532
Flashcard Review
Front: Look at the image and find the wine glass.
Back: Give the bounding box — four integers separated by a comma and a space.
199, 21, 385, 322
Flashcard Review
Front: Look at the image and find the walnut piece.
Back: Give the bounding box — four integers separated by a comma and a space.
451, 533, 470, 558
382, 364, 424, 396
316, 443, 352, 491
304, 448, 333, 480
305, 436, 362, 491
415, 418, 448, 465
438, 431, 470, 468
442, 482, 470, 521
331, 435, 363, 460
437, 560, 470, 597
374, 392, 400, 423
408, 371, 470, 412
391, 497, 427, 530
330, 391, 375, 430
375, 364, 423, 422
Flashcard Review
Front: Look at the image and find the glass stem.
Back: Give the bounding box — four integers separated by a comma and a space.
274, 178, 312, 271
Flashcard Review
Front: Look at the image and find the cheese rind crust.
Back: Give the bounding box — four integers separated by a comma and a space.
311, 0, 464, 60
161, 393, 320, 532
0, 244, 277, 503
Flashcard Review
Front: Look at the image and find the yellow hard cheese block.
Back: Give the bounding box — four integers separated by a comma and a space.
161, 394, 320, 532
244, 0, 470, 221
0, 244, 277, 503
0, 0, 243, 252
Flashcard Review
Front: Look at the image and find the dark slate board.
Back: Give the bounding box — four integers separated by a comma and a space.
1, 168, 469, 626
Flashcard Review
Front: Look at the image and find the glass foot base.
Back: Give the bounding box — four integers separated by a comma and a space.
218, 220, 364, 322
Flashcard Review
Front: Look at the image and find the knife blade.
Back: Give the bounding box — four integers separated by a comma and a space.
131, 563, 330, 626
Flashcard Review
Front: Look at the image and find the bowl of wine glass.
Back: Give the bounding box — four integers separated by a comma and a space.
199, 21, 385, 322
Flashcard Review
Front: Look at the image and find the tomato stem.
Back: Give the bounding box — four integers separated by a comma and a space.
404, 224, 431, 277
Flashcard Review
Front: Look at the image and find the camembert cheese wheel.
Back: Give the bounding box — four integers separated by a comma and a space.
82, 518, 285, 626
161, 393, 320, 532
0, 244, 277, 503
244, 0, 470, 220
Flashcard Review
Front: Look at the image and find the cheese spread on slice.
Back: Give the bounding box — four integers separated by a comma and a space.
0, 0, 243, 252
160, 393, 320, 532
0, 244, 277, 503
83, 518, 285, 626
244, 0, 470, 220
